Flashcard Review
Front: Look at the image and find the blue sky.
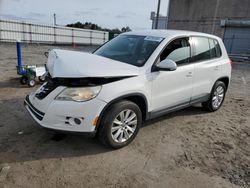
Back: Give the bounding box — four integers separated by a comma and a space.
0, 0, 169, 30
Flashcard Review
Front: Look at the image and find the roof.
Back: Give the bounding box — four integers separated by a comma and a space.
123, 29, 221, 40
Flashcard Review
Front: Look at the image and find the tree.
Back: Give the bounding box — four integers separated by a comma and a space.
66, 21, 131, 34
121, 26, 132, 32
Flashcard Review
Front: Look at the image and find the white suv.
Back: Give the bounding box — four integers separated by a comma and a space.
24, 30, 232, 148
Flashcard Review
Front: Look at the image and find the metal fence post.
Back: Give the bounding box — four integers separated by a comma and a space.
22, 22, 25, 42
72, 29, 74, 45
54, 26, 56, 44
29, 24, 32, 43
90, 31, 93, 45
0, 20, 2, 41
103, 32, 106, 43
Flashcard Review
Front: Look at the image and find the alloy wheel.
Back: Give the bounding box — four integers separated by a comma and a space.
212, 85, 225, 109
111, 109, 137, 143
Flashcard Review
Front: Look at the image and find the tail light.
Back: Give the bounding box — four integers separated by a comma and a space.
229, 59, 233, 66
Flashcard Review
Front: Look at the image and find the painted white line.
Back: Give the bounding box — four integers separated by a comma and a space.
241, 77, 247, 85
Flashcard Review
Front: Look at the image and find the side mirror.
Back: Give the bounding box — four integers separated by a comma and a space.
156, 59, 177, 71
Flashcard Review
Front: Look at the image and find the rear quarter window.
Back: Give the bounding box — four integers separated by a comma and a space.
214, 39, 222, 58
209, 39, 217, 58
209, 39, 222, 58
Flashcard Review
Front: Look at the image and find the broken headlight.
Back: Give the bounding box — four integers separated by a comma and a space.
55, 86, 101, 102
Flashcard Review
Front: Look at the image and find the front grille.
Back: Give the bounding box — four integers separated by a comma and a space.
24, 95, 45, 121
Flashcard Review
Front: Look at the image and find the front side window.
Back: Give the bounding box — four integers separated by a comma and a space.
94, 35, 163, 67
160, 37, 191, 65
192, 37, 210, 62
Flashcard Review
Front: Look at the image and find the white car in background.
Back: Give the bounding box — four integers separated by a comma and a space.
24, 30, 232, 148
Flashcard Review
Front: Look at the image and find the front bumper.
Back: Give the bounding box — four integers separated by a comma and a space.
24, 94, 107, 133
24, 95, 45, 121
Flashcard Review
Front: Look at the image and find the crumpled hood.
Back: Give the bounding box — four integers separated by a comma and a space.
47, 49, 140, 78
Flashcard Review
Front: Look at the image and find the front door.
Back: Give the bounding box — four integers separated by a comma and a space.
151, 37, 194, 112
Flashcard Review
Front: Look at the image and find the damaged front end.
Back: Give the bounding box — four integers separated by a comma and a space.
24, 49, 141, 133
47, 49, 140, 78
35, 75, 133, 100
35, 48, 139, 100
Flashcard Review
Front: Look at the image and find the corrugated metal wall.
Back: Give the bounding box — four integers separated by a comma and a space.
223, 27, 250, 55
0, 19, 109, 45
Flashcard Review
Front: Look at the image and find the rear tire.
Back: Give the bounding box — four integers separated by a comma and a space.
20, 76, 28, 85
202, 81, 226, 112
98, 100, 142, 149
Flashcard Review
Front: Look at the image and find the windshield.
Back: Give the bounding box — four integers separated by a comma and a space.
94, 35, 163, 67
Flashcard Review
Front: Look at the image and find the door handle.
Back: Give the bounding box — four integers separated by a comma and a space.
214, 66, 219, 70
186, 72, 193, 77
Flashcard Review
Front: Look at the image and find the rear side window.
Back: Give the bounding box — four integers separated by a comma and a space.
209, 39, 222, 58
192, 37, 210, 62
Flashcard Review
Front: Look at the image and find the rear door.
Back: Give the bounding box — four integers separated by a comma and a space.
190, 36, 222, 101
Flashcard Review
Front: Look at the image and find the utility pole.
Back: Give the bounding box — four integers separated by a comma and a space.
155, 0, 161, 29
166, 0, 170, 29
53, 13, 57, 26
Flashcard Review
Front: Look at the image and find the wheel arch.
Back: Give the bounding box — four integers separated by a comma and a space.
216, 76, 230, 91
95, 93, 149, 131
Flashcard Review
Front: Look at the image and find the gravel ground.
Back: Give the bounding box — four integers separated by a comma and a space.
0, 43, 249, 188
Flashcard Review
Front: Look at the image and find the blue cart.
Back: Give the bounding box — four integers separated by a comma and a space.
16, 41, 47, 87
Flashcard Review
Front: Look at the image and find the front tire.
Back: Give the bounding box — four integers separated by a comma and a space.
28, 78, 36, 87
98, 100, 142, 149
202, 81, 226, 112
